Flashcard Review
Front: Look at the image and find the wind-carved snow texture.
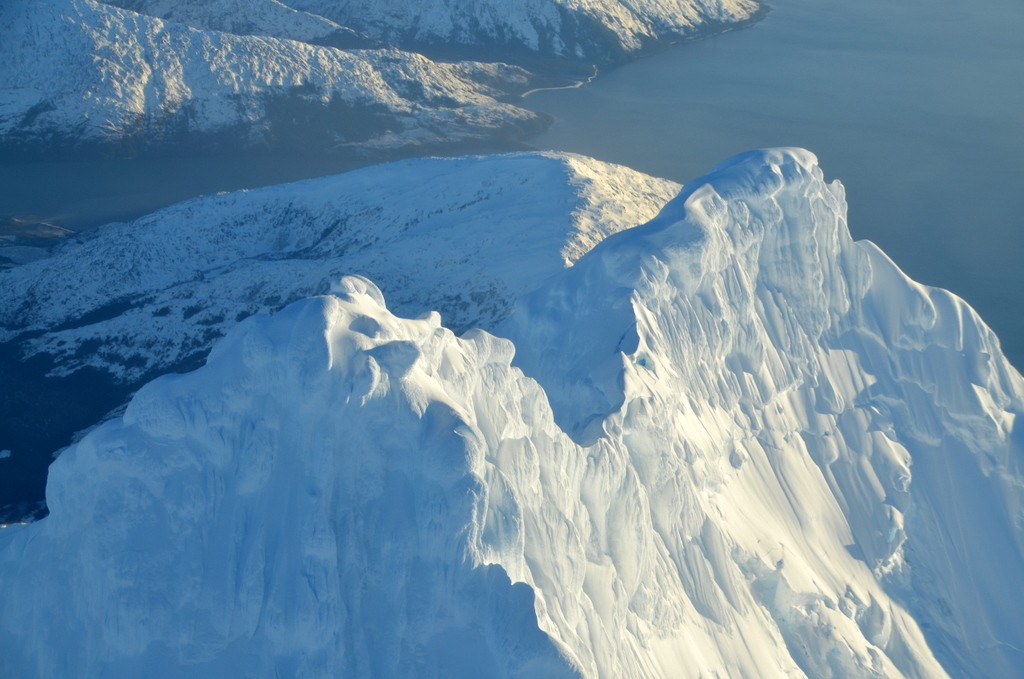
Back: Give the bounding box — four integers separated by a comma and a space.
0, 278, 582, 678
0, 0, 540, 154
283, 0, 759, 60
499, 149, 1024, 676
1, 149, 1021, 677
0, 152, 679, 382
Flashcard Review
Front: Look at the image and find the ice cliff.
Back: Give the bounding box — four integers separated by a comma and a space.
1, 150, 1021, 677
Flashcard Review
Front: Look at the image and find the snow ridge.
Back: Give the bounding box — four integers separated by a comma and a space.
0, 149, 1021, 677
285, 0, 760, 60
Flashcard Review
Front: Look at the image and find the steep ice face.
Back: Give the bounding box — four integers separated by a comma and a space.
285, 0, 759, 60
0, 278, 582, 678
0, 150, 1021, 677
0, 0, 539, 154
0, 152, 679, 382
500, 148, 1024, 676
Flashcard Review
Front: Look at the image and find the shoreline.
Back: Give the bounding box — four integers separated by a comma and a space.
522, 65, 600, 98
0, 135, 541, 235
516, 3, 771, 100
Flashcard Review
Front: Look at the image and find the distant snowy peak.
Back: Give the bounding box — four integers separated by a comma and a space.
98, 0, 760, 62
0, 0, 541, 155
0, 0, 762, 156
286, 0, 760, 60
0, 152, 679, 381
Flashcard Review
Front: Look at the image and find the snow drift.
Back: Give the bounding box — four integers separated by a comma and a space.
1, 149, 1021, 677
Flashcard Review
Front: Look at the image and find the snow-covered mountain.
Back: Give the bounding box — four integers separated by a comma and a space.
0, 152, 678, 382
0, 0, 540, 155
0, 151, 672, 525
100, 0, 371, 46
284, 0, 760, 61
1, 149, 1021, 677
97, 0, 761, 62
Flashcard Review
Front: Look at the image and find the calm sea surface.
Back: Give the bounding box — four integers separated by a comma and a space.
523, 0, 1024, 369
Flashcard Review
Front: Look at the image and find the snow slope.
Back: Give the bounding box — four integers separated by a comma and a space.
0, 0, 539, 154
0, 152, 679, 381
1, 149, 1021, 677
285, 0, 760, 60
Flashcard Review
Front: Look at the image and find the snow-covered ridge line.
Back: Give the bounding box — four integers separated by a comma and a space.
100, 0, 374, 47
0, 0, 542, 156
284, 0, 761, 62
0, 151, 676, 526
0, 152, 679, 382
1, 148, 1021, 677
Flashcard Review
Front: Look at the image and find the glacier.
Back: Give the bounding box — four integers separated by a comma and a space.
1, 149, 1021, 677
0, 0, 541, 155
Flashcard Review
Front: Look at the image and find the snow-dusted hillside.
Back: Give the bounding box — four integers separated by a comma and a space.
0, 0, 540, 154
0, 153, 679, 381
1, 149, 1021, 677
101, 0, 369, 45
286, 0, 760, 60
